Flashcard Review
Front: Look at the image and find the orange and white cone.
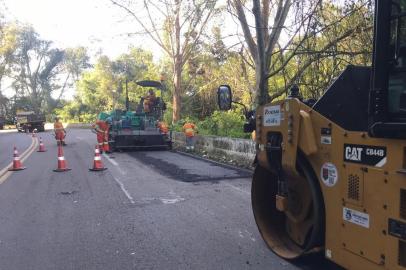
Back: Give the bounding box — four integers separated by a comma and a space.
53, 145, 71, 172
32, 130, 36, 138
89, 145, 107, 171
8, 146, 26, 171
37, 137, 47, 152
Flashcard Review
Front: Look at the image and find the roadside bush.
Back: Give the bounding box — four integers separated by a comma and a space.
171, 110, 249, 139
199, 110, 248, 138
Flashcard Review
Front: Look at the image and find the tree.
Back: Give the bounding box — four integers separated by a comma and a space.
0, 22, 19, 118
0, 23, 18, 90
291, 2, 373, 99
72, 48, 158, 120
11, 26, 89, 113
110, 0, 218, 122
229, 0, 373, 106
230, 0, 294, 105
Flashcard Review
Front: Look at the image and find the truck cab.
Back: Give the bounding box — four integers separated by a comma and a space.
15, 111, 45, 132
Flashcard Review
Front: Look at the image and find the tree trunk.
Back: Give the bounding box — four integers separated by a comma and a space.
172, 58, 182, 123
172, 0, 182, 123
253, 0, 269, 106
254, 64, 270, 106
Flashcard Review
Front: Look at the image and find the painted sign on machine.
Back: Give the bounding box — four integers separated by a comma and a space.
343, 144, 387, 167
263, 105, 281, 126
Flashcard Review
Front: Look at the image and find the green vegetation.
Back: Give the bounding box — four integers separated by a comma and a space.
171, 110, 249, 139
0, 1, 374, 138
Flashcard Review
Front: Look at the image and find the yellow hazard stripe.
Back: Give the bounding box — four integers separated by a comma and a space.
0, 136, 38, 184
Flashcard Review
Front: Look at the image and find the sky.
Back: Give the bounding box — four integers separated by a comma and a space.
2, 0, 171, 98
1, 0, 241, 99
3, 0, 163, 60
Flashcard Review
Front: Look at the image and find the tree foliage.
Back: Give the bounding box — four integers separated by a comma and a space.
57, 48, 159, 122
110, 0, 219, 122
0, 1, 378, 139
0, 22, 90, 118
229, 0, 373, 105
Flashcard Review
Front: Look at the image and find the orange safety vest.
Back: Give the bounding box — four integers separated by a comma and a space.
95, 120, 109, 133
54, 121, 63, 130
158, 122, 169, 134
183, 122, 196, 137
54, 121, 65, 140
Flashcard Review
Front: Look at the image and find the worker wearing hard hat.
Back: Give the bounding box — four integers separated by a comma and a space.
54, 117, 66, 146
94, 114, 110, 153
182, 121, 198, 151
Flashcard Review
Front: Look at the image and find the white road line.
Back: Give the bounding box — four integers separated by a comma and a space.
102, 153, 134, 204
224, 183, 250, 195
103, 153, 119, 166
0, 137, 38, 183
112, 175, 135, 204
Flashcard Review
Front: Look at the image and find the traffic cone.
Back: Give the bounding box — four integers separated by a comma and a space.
32, 130, 36, 138
53, 145, 71, 172
89, 145, 107, 171
8, 146, 26, 171
37, 137, 47, 152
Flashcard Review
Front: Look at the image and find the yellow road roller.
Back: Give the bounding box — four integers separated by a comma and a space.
218, 1, 406, 269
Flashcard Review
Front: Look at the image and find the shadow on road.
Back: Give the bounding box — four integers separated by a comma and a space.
293, 253, 344, 270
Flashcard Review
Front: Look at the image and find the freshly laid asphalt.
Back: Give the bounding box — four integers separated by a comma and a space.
0, 128, 342, 270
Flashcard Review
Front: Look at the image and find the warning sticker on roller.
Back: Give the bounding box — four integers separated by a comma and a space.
343, 207, 370, 228
321, 136, 332, 145
320, 162, 338, 187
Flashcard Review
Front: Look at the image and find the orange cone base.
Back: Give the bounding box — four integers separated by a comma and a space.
37, 150, 47, 152
53, 168, 71, 172
89, 167, 107, 171
8, 167, 26, 171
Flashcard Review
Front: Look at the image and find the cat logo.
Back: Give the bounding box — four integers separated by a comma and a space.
343, 144, 387, 167
345, 146, 363, 161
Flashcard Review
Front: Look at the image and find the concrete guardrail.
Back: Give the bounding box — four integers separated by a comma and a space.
65, 123, 93, 129
171, 132, 255, 169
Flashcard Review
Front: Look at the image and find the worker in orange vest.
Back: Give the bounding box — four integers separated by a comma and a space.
157, 121, 169, 134
143, 90, 157, 113
94, 119, 110, 153
182, 121, 197, 150
54, 117, 66, 146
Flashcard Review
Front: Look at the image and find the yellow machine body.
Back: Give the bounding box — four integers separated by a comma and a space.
253, 98, 406, 269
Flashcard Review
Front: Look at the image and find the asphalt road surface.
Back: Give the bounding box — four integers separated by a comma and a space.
0, 130, 32, 170
0, 128, 342, 270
